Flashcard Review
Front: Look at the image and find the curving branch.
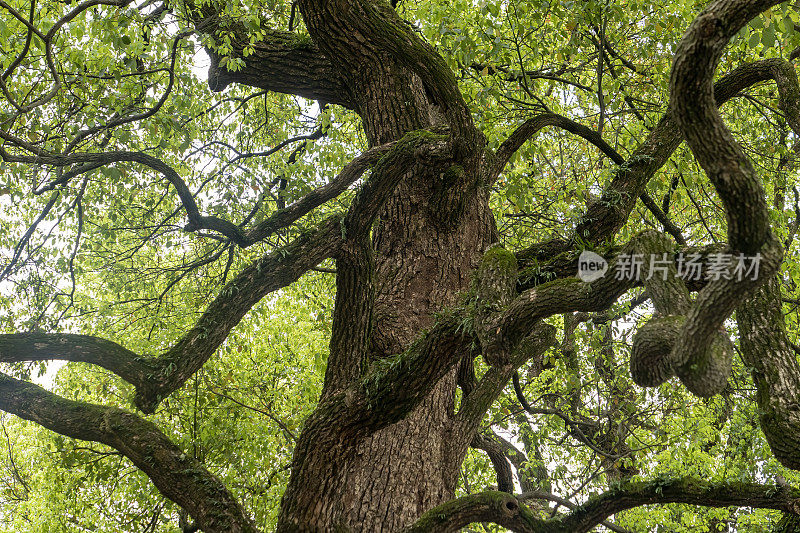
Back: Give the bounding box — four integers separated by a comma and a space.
0, 142, 255, 246
625, 232, 736, 396
516, 55, 800, 272
496, 230, 752, 397
560, 477, 800, 533
401, 491, 541, 533
135, 216, 343, 412
667, 0, 786, 390
487, 112, 686, 244
519, 490, 632, 533
670, 0, 780, 253
0, 216, 343, 414
451, 231, 739, 463
0, 373, 259, 533
402, 478, 800, 533
471, 433, 515, 493
488, 111, 625, 185
0, 135, 392, 247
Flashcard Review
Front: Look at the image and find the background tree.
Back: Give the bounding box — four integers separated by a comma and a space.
2, 0, 800, 531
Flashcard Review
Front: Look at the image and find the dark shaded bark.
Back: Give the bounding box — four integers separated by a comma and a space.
271, 2, 497, 530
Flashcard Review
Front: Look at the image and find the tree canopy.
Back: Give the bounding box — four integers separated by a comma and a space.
2, 0, 800, 531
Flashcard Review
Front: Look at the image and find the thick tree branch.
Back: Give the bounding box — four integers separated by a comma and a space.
560, 477, 800, 533
0, 374, 259, 533
0, 334, 149, 389
201, 23, 352, 106
401, 490, 543, 533
737, 277, 800, 470
0, 216, 343, 413
471, 433, 515, 493
519, 490, 632, 533
516, 55, 800, 272
667, 0, 786, 389
402, 478, 800, 533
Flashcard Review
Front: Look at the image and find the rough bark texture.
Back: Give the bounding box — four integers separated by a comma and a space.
269, 3, 498, 528
3, 0, 800, 531
737, 278, 800, 469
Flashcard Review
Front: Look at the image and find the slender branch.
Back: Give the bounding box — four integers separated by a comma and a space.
512, 372, 620, 460
638, 191, 686, 245
245, 142, 395, 244
488, 111, 685, 244
136, 215, 343, 412
455, 324, 556, 449
0, 190, 60, 282
488, 111, 623, 185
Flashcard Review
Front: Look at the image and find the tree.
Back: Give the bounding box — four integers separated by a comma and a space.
2, 0, 800, 530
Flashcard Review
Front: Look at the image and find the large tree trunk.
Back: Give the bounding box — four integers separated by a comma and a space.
277, 190, 495, 531
276, 3, 497, 530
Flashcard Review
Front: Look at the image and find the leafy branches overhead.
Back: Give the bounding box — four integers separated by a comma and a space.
2, 0, 800, 532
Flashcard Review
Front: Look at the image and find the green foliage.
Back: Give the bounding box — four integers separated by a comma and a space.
1, 0, 799, 531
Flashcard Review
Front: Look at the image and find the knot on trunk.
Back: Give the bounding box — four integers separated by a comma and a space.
470, 244, 518, 366
627, 230, 778, 397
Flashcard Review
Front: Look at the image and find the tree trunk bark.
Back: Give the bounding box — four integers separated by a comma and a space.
275, 4, 497, 529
